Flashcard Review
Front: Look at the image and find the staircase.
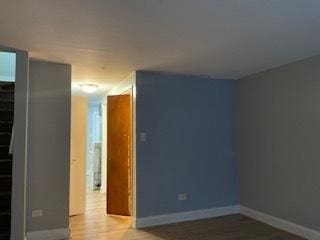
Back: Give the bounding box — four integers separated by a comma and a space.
0, 82, 14, 240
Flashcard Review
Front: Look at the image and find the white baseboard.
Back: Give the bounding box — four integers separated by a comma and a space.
26, 228, 70, 240
134, 205, 240, 228
134, 205, 320, 240
240, 206, 320, 240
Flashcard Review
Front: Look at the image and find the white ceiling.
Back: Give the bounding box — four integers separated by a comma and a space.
1, 0, 320, 91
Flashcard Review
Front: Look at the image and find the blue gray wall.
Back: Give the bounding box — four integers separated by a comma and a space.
135, 71, 238, 218
237, 55, 320, 231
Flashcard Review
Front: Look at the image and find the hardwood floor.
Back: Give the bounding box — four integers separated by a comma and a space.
141, 214, 305, 240
70, 190, 131, 239
85, 189, 108, 211
70, 191, 305, 239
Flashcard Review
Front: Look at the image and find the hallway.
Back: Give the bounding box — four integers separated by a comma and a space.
70, 190, 132, 239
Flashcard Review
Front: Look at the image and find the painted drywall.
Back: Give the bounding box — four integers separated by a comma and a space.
26, 60, 71, 232
237, 55, 320, 231
0, 51, 15, 82
135, 71, 238, 218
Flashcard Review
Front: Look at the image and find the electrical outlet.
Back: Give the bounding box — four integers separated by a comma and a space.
140, 132, 147, 142
32, 209, 43, 218
178, 193, 187, 201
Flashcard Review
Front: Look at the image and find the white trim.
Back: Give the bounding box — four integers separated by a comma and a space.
134, 205, 240, 228
26, 228, 70, 240
240, 206, 320, 240
134, 204, 320, 240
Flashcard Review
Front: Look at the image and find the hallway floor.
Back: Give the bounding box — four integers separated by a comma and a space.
70, 192, 304, 240
70, 190, 132, 240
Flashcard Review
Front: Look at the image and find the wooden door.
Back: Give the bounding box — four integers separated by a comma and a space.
70, 96, 87, 216
107, 95, 131, 216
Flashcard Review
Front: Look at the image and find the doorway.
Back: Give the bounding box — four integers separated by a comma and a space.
81, 101, 105, 220
69, 90, 133, 238
107, 94, 132, 216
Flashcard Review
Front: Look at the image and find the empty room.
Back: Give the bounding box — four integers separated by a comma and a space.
0, 1, 320, 240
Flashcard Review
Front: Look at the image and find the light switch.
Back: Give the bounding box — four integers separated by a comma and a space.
178, 193, 187, 201
140, 132, 147, 142
32, 209, 43, 218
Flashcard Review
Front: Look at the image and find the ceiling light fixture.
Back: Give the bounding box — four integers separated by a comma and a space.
80, 83, 99, 93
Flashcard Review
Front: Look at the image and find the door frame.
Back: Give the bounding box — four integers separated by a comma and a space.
0, 45, 29, 240
102, 73, 137, 225
107, 93, 131, 216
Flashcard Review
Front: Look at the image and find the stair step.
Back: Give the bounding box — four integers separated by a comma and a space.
0, 210, 10, 216
0, 109, 13, 112
0, 122, 13, 134
0, 192, 11, 211
0, 175, 11, 178
0, 98, 13, 103
0, 191, 10, 196
0, 134, 11, 145
0, 110, 13, 122
0, 91, 14, 103
0, 191, 11, 211
0, 121, 13, 124
0, 232, 10, 240
0, 89, 14, 92
0, 102, 13, 111
0, 90, 14, 93
0, 146, 11, 160
0, 82, 14, 91
0, 159, 11, 162
0, 175, 11, 192
0, 134, 11, 146
0, 214, 10, 231
0, 160, 11, 175
0, 90, 14, 94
